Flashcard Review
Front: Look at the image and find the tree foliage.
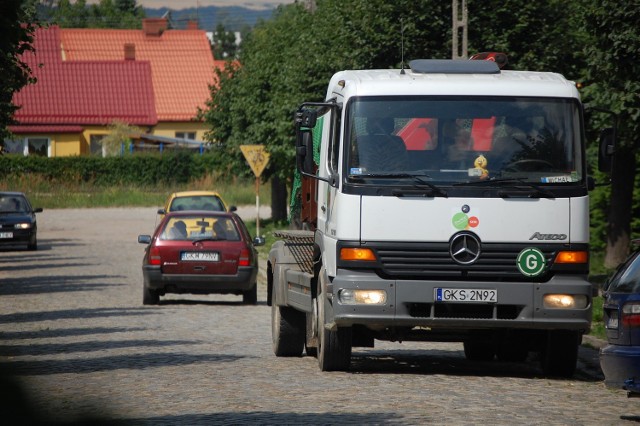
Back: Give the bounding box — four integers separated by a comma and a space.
0, 0, 38, 142
580, 0, 640, 267
202, 0, 638, 264
50, 0, 145, 29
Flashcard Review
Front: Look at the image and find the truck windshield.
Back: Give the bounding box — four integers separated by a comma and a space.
345, 96, 583, 185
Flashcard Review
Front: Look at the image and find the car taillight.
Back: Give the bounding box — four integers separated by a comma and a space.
149, 246, 162, 266
239, 247, 250, 267
622, 302, 640, 328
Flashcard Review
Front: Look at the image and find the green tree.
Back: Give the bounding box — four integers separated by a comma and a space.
203, 0, 593, 222
51, 0, 144, 29
211, 23, 238, 60
0, 0, 38, 142
581, 0, 640, 268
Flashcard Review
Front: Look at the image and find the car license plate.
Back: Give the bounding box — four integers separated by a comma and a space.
181, 251, 219, 262
435, 288, 497, 303
0, 232, 13, 239
607, 311, 619, 329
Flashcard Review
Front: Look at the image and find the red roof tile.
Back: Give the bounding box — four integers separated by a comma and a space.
12, 26, 157, 127
60, 26, 217, 121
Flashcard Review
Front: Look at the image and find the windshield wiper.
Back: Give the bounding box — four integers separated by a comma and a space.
192, 237, 226, 244
350, 172, 448, 198
454, 177, 555, 198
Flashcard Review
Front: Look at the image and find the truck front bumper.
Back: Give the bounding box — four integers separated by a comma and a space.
328, 270, 592, 331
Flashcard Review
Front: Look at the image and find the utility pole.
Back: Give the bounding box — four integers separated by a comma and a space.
452, 0, 468, 59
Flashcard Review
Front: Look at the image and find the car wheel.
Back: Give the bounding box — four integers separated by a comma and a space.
540, 330, 579, 377
242, 283, 258, 305
317, 267, 352, 371
463, 339, 495, 361
27, 235, 37, 251
142, 285, 159, 305
271, 302, 304, 357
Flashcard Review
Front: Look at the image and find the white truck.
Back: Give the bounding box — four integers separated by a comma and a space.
267, 56, 614, 376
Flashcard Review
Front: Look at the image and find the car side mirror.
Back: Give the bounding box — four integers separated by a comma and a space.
253, 236, 266, 246
33, 208, 43, 213
157, 208, 166, 215
138, 235, 151, 244
229, 205, 237, 212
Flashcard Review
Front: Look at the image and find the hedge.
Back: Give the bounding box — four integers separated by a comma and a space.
0, 151, 237, 186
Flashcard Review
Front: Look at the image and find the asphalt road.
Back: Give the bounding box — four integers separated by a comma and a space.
0, 208, 637, 425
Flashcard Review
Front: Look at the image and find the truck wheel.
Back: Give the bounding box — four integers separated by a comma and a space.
463, 340, 495, 361
242, 283, 257, 305
271, 303, 304, 357
540, 330, 580, 377
317, 269, 352, 371
142, 286, 159, 305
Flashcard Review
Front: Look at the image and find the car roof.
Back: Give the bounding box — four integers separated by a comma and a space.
0, 191, 27, 197
164, 210, 235, 218
170, 191, 223, 197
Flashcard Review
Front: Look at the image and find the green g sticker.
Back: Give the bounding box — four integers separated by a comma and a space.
516, 248, 546, 277
452, 212, 468, 230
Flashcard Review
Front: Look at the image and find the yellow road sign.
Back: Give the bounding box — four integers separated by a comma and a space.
240, 145, 270, 177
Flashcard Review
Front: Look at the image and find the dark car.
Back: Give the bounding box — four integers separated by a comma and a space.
600, 242, 640, 390
138, 211, 264, 305
0, 192, 43, 250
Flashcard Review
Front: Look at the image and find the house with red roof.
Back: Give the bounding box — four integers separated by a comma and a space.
6, 18, 218, 156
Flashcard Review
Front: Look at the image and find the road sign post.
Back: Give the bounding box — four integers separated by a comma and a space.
240, 145, 270, 237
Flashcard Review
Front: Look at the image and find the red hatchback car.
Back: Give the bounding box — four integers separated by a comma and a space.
138, 211, 264, 305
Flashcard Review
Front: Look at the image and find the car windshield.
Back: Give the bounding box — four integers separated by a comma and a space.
0, 195, 28, 213
607, 252, 640, 294
346, 96, 583, 185
160, 216, 240, 241
169, 196, 225, 212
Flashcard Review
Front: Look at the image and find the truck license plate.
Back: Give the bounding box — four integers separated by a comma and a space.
435, 288, 497, 303
181, 251, 219, 262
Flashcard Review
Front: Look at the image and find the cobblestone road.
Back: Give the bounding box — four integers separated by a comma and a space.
0, 208, 637, 425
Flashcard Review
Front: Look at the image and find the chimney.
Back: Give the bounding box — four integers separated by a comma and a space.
142, 18, 168, 37
124, 43, 135, 60
187, 20, 198, 30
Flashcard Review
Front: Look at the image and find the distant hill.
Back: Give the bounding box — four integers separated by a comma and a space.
144, 5, 279, 32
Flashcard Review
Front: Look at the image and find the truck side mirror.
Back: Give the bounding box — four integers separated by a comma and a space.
297, 108, 317, 128
598, 127, 616, 173
296, 129, 315, 175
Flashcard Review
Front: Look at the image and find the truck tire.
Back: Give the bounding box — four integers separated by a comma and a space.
271, 303, 305, 357
317, 268, 352, 371
540, 330, 580, 377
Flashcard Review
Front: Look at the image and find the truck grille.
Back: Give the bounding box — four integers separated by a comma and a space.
371, 242, 558, 282
408, 302, 524, 320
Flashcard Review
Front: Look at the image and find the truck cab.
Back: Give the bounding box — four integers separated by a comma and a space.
268, 58, 614, 376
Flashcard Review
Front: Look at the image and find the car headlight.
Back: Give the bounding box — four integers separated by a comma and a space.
543, 294, 588, 309
338, 289, 387, 305
14, 223, 31, 229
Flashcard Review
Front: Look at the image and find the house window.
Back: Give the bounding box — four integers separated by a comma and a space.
176, 132, 196, 140
27, 138, 50, 156
1, 138, 50, 156
90, 135, 107, 156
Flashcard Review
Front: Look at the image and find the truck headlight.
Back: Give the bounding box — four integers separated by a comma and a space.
543, 294, 588, 309
338, 289, 387, 305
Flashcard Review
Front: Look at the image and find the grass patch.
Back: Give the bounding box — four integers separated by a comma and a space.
1, 175, 270, 209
